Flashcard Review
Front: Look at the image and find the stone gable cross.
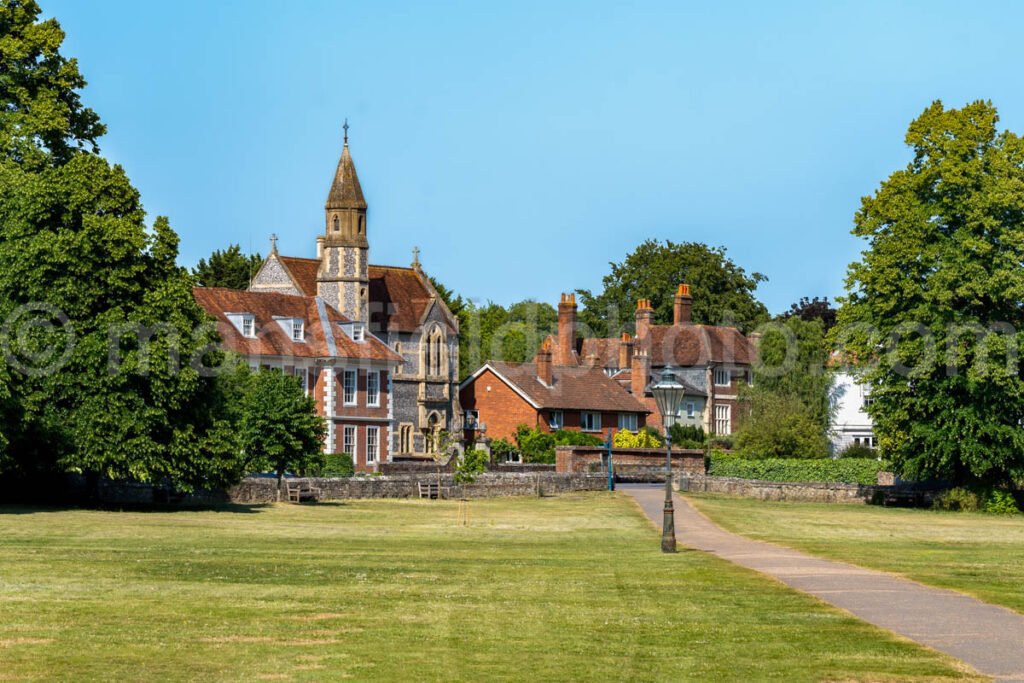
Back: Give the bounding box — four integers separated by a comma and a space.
269, 233, 278, 253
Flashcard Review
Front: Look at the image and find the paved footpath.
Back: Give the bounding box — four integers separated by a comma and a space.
622, 484, 1024, 682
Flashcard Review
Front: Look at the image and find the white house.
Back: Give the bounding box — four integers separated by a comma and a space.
830, 371, 876, 453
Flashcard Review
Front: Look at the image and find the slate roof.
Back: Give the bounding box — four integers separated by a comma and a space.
193, 287, 401, 363
276, 256, 445, 334
484, 361, 650, 413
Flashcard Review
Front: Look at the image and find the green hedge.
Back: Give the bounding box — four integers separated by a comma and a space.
318, 453, 354, 478
707, 454, 886, 485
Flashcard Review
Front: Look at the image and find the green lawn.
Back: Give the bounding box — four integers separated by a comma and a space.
0, 494, 982, 682
691, 494, 1024, 616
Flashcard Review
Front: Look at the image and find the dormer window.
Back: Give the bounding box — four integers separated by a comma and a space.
241, 315, 255, 338
339, 322, 366, 342
291, 319, 304, 341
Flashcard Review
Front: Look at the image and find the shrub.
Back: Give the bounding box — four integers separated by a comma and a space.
707, 454, 884, 485
837, 443, 876, 459
552, 430, 605, 447
984, 489, 1020, 515
490, 438, 517, 462
933, 487, 1020, 514
933, 487, 981, 512
515, 425, 556, 464
614, 429, 662, 449
735, 392, 829, 459
670, 424, 705, 449
318, 453, 354, 478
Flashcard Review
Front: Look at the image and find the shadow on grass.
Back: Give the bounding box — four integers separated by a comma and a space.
0, 502, 273, 515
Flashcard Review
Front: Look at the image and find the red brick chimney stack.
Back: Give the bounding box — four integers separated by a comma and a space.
635, 298, 653, 342
674, 283, 693, 326
618, 332, 633, 370
631, 347, 650, 398
556, 293, 577, 366
536, 338, 553, 386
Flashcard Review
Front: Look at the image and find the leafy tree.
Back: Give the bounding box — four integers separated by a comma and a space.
193, 245, 262, 290
577, 239, 769, 337
783, 297, 837, 332
454, 448, 488, 484
239, 370, 326, 498
835, 100, 1024, 485
0, 0, 105, 169
737, 316, 832, 459
734, 392, 830, 459
0, 2, 248, 490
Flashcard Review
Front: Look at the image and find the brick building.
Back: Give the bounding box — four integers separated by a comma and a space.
247, 128, 462, 457
459, 339, 650, 443
193, 287, 402, 471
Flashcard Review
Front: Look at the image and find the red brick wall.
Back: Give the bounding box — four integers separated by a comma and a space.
460, 368, 539, 441
555, 445, 704, 475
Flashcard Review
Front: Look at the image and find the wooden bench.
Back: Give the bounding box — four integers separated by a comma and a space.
418, 482, 441, 499
287, 481, 321, 503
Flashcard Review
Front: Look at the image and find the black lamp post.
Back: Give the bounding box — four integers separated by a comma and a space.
650, 366, 686, 553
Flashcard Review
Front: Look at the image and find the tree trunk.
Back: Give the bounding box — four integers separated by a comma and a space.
276, 469, 284, 502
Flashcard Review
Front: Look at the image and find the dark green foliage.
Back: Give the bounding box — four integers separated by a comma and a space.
577, 239, 768, 337
239, 370, 326, 491
0, 0, 105, 168
192, 245, 262, 290
933, 486, 1020, 514
835, 100, 1024, 486
489, 437, 517, 461
838, 443, 876, 460
513, 426, 603, 463
782, 297, 837, 332
708, 454, 884, 485
0, 6, 255, 491
455, 448, 488, 484
738, 316, 832, 460
670, 424, 706, 449
318, 453, 354, 478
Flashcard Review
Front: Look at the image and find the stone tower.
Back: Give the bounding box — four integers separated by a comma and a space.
318, 123, 369, 322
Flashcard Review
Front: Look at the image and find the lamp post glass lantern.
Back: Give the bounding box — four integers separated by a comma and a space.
650, 366, 686, 553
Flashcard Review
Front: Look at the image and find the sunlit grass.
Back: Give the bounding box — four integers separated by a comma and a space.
692, 494, 1024, 615
0, 494, 981, 681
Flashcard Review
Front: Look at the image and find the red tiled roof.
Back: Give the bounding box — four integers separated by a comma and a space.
276, 256, 442, 334
645, 324, 756, 367
486, 361, 650, 413
193, 287, 401, 363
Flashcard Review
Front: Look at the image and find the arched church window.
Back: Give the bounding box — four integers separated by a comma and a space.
332, 216, 339, 232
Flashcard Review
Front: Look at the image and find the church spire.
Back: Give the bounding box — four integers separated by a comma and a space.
326, 121, 367, 210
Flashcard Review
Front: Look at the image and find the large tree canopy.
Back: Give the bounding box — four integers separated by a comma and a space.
577, 239, 768, 337
0, 0, 251, 489
835, 100, 1024, 485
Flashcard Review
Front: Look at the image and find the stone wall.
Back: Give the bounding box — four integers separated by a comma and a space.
556, 445, 705, 476
677, 473, 885, 504
228, 472, 605, 504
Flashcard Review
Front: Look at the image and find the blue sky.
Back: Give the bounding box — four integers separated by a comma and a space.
45, 0, 1024, 315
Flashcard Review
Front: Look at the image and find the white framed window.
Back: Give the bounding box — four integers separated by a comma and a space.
343, 425, 356, 457
853, 435, 875, 448
352, 325, 365, 342
714, 404, 731, 435
241, 315, 255, 338
366, 426, 379, 463
548, 410, 563, 430
581, 412, 601, 432
294, 367, 308, 394
686, 402, 696, 419
291, 319, 304, 342
618, 413, 638, 431
366, 371, 380, 407
714, 368, 730, 387
343, 369, 357, 406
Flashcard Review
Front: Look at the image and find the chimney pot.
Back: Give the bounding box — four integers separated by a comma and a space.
674, 283, 693, 326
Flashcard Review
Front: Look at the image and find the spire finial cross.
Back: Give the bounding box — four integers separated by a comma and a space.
412, 246, 420, 268
269, 233, 278, 253
343, 118, 349, 145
